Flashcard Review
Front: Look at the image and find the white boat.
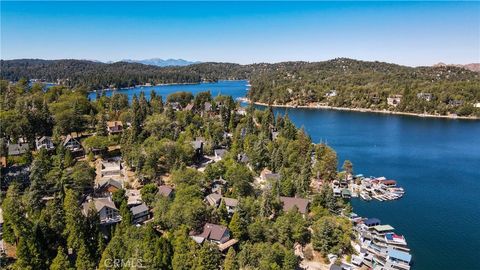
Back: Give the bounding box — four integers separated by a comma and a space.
360, 192, 372, 201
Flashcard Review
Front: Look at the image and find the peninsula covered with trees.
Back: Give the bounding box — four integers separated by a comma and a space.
1, 58, 479, 117
1, 80, 359, 269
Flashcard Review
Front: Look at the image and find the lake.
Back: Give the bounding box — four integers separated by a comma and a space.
91, 80, 480, 270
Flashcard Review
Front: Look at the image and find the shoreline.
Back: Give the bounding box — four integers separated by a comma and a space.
238, 98, 480, 120
90, 79, 246, 93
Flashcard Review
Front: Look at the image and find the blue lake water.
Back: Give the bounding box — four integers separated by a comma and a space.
91, 80, 480, 270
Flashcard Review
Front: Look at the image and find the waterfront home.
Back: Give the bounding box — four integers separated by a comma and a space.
341, 188, 352, 199
279, 196, 309, 215
130, 202, 149, 224
448, 99, 463, 106
7, 142, 29, 156
387, 95, 402, 107
325, 89, 338, 98
364, 218, 381, 227
82, 196, 121, 224
157, 185, 174, 198
371, 225, 395, 236
190, 223, 231, 244
213, 149, 228, 161
385, 247, 412, 270
417, 92, 433, 101
333, 187, 342, 197
63, 135, 84, 156
106, 121, 123, 135
35, 136, 55, 151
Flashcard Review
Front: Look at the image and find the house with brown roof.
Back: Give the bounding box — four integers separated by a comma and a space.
107, 121, 123, 135
279, 196, 309, 215
158, 185, 174, 198
190, 223, 231, 244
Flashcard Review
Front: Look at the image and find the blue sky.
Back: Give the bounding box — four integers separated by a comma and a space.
1, 1, 479, 66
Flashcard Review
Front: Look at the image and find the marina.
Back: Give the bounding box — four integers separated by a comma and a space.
334, 175, 406, 202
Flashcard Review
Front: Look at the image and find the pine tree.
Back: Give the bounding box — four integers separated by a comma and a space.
63, 189, 86, 251
195, 242, 222, 270
229, 211, 245, 240
96, 113, 108, 136
50, 247, 71, 270
27, 148, 51, 213
75, 242, 96, 270
223, 248, 238, 270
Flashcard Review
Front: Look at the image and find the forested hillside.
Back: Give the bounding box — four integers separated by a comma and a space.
2, 58, 479, 116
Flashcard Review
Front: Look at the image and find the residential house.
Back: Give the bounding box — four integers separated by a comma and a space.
341, 188, 352, 199
7, 143, 29, 156
82, 197, 121, 224
204, 102, 212, 112
417, 93, 433, 102
271, 131, 280, 140
222, 197, 238, 214
130, 203, 150, 224
448, 99, 464, 106
325, 89, 338, 98
237, 153, 249, 164
184, 103, 194, 112
158, 185, 174, 198
260, 168, 281, 182
387, 95, 402, 107
364, 218, 381, 227
169, 102, 181, 111
213, 149, 228, 161
35, 136, 55, 151
126, 189, 142, 206
107, 121, 123, 135
211, 178, 227, 195
63, 135, 84, 156
96, 178, 123, 195
191, 138, 204, 157
279, 196, 309, 215
101, 158, 123, 178
236, 107, 247, 116
206, 193, 222, 207
190, 223, 231, 244
1, 165, 30, 189
385, 247, 412, 270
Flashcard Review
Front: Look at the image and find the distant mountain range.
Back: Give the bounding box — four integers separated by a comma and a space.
108, 58, 201, 67
433, 62, 480, 72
